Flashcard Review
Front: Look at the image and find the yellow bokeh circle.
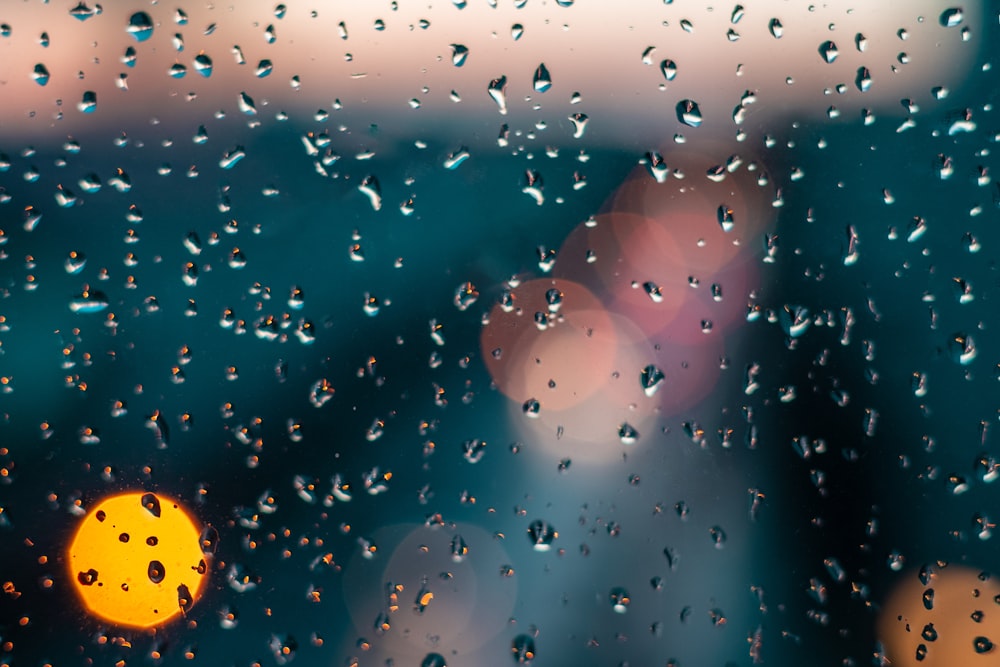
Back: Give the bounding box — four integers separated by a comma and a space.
67, 491, 210, 628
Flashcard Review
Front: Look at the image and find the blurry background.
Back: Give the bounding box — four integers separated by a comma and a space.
0, 1, 997, 666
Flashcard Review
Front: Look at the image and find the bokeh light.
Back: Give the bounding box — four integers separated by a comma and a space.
66, 491, 210, 629
342, 523, 516, 663
878, 565, 1000, 666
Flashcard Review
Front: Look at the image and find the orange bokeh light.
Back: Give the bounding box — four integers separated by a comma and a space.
878, 565, 1000, 666
66, 491, 210, 629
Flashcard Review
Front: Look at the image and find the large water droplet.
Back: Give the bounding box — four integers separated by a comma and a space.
32, 63, 49, 86
127, 12, 154, 42
640, 365, 665, 397
819, 40, 838, 63
488, 75, 508, 114
450, 44, 469, 67
527, 519, 557, 551
532, 62, 552, 92
676, 99, 702, 127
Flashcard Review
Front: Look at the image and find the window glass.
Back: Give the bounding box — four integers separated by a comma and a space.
0, 2, 996, 666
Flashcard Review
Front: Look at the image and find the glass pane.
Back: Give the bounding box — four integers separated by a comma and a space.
0, 2, 996, 666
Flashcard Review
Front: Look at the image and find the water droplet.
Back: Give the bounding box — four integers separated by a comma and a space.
443, 146, 471, 170
618, 423, 639, 445
922, 587, 935, 610
462, 438, 486, 464
70, 2, 100, 21
856, 67, 872, 92
358, 175, 382, 211
421, 653, 446, 667
532, 63, 552, 92
610, 587, 631, 613
146, 560, 166, 584
949, 332, 977, 365
450, 44, 469, 67
32, 64, 49, 86
819, 40, 838, 63
219, 146, 246, 170
77, 91, 97, 114
527, 519, 557, 551
194, 53, 212, 79
768, 18, 783, 38
640, 365, 665, 397
717, 205, 735, 232
709, 525, 727, 548
69, 286, 109, 313
974, 636, 995, 654
512, 634, 536, 663
77, 569, 99, 586
940, 7, 964, 27
238, 92, 257, 115
254, 59, 273, 78
522, 398, 541, 418
780, 305, 811, 338
676, 99, 702, 127
127, 12, 154, 42
660, 59, 677, 81
488, 75, 508, 115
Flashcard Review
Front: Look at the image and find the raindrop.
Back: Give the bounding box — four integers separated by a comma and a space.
450, 44, 469, 67
421, 654, 446, 667
255, 60, 273, 77
533, 63, 552, 92
462, 438, 486, 464
922, 587, 935, 610
819, 40, 838, 64
660, 59, 677, 81
974, 637, 995, 654
238, 92, 257, 115
488, 76, 508, 114
512, 634, 536, 663
69, 287, 109, 313
768, 18, 783, 38
127, 12, 154, 42
145, 560, 165, 585
32, 64, 49, 86
618, 423, 639, 445
443, 147, 471, 170
527, 519, 557, 551
940, 8, 964, 27
358, 175, 382, 211
949, 333, 977, 365
610, 587, 631, 614
640, 365, 665, 397
77, 91, 97, 114
676, 100, 702, 127
856, 67, 872, 93
717, 205, 734, 232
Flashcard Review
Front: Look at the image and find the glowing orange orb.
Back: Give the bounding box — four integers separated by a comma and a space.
67, 491, 210, 628
878, 565, 1000, 666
